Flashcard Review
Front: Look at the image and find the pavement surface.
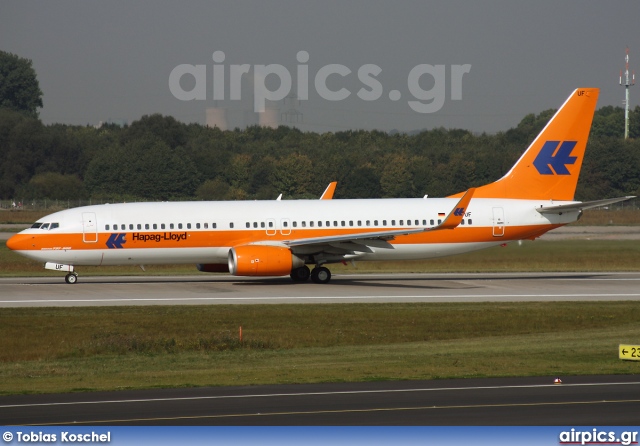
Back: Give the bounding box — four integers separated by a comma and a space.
1, 272, 640, 307
1, 375, 639, 425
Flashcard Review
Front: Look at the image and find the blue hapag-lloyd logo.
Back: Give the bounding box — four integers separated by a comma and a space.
533, 141, 578, 175
106, 233, 126, 249
453, 208, 466, 216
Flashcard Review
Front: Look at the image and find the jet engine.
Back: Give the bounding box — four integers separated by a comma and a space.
228, 245, 304, 276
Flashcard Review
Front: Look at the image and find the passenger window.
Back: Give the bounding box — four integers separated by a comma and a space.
196, 223, 201, 229
153, 224, 157, 230
349, 221, 353, 226
357, 221, 362, 226
302, 221, 306, 227
468, 219, 472, 225
145, 224, 150, 230
341, 221, 345, 227
438, 219, 442, 224
187, 223, 191, 229
399, 220, 404, 225
317, 221, 322, 227
415, 220, 419, 225
161, 223, 166, 229
178, 223, 183, 229
212, 223, 217, 228
374, 220, 378, 226
129, 224, 134, 230
268, 222, 273, 228
246, 222, 251, 228
253, 222, 258, 228
120, 224, 124, 230
204, 223, 208, 229
460, 219, 465, 225
391, 220, 395, 225
105, 224, 109, 230
383, 220, 387, 226
137, 224, 142, 230
283, 221, 288, 227
230, 223, 234, 228
292, 222, 297, 228
310, 221, 314, 227
422, 220, 427, 226
430, 219, 434, 226
334, 221, 338, 226
170, 223, 174, 229
261, 222, 266, 228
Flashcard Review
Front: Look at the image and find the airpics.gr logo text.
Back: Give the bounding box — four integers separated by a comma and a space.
169, 51, 471, 114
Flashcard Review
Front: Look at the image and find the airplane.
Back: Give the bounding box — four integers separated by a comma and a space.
6, 88, 635, 284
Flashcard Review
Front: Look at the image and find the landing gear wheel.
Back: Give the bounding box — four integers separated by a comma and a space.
290, 266, 311, 282
65, 273, 78, 284
310, 266, 331, 284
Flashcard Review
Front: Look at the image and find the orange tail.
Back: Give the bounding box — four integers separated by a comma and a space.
453, 88, 599, 200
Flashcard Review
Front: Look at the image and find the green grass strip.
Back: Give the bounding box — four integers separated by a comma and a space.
1, 303, 639, 394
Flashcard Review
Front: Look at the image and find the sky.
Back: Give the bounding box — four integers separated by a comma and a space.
2, 0, 640, 134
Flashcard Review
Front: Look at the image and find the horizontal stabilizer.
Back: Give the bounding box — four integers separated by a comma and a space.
536, 196, 636, 214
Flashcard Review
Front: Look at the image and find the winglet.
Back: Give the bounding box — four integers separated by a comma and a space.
437, 188, 475, 230
320, 182, 337, 200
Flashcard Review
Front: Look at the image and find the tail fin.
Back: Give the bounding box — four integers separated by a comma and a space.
454, 88, 599, 200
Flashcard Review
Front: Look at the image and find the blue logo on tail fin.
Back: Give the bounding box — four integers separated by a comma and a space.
533, 141, 577, 175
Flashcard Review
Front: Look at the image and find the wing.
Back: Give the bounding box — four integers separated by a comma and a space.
285, 188, 475, 252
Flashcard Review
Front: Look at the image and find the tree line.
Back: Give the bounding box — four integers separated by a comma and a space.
1, 105, 640, 203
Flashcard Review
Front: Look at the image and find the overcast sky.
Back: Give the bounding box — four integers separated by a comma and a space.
2, 1, 640, 133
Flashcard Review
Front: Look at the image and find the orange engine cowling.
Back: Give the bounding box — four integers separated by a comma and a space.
228, 245, 304, 277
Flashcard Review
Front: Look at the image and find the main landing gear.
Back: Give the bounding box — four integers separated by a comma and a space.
65, 272, 78, 284
290, 265, 332, 284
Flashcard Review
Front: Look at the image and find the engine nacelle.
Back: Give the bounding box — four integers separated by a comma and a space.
196, 263, 229, 273
228, 245, 304, 277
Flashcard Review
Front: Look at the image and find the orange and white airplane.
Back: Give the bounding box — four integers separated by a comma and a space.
6, 88, 634, 284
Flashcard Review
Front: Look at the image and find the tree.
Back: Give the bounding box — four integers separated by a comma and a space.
18, 172, 87, 200
0, 51, 43, 118
84, 137, 200, 200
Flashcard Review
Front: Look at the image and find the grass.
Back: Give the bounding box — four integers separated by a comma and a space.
1, 303, 639, 394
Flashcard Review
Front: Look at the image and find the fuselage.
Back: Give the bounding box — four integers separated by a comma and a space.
7, 197, 577, 267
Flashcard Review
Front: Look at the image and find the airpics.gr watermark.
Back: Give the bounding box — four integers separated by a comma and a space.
169, 51, 471, 113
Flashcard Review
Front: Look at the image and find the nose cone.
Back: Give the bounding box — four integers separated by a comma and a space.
6, 233, 33, 251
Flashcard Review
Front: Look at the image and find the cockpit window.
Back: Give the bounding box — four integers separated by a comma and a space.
40, 223, 50, 230
31, 223, 43, 229
50, 223, 59, 229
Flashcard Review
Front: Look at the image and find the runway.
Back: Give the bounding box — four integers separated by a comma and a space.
1, 272, 640, 307
1, 375, 639, 425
